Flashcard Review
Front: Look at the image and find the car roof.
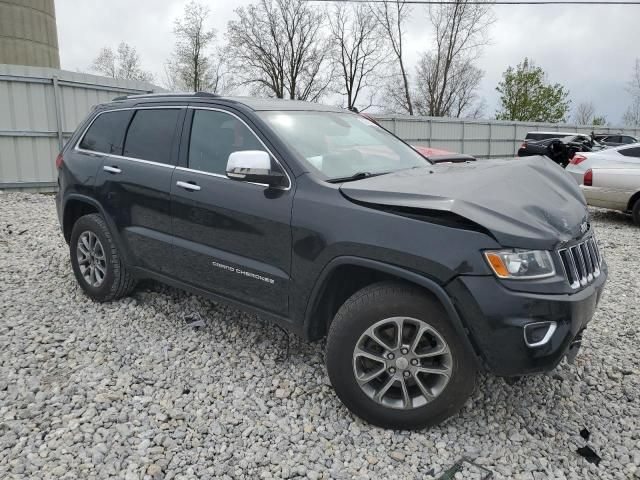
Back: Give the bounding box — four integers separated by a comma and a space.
526, 131, 578, 136
107, 92, 345, 113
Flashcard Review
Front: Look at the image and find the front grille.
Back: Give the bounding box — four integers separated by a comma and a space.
558, 236, 602, 289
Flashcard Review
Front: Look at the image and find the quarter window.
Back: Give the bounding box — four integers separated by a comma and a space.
123, 109, 180, 165
79, 110, 132, 154
188, 109, 265, 175
619, 146, 640, 158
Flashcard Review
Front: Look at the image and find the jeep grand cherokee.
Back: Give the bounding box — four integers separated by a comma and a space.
55, 93, 607, 429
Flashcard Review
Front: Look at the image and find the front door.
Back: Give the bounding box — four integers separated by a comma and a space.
170, 107, 293, 316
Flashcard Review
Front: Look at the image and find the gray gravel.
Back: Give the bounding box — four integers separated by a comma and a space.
0, 192, 639, 480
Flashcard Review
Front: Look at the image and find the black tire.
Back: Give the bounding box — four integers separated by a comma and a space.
69, 213, 136, 302
632, 198, 640, 226
326, 281, 477, 430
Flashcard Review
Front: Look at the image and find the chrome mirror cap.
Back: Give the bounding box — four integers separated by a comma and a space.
226, 150, 285, 187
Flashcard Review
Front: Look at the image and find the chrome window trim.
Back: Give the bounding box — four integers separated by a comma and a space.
73, 105, 185, 160
73, 104, 292, 190
184, 106, 292, 191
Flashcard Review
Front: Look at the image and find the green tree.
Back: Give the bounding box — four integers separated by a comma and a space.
495, 58, 570, 122
591, 116, 606, 126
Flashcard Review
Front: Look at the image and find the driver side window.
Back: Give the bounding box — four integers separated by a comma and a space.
188, 109, 264, 175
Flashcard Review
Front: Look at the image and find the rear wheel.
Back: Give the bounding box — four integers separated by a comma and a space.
326, 282, 477, 430
70, 214, 136, 302
632, 198, 640, 226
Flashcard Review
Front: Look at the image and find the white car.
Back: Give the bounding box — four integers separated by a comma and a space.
580, 165, 640, 225
566, 143, 640, 184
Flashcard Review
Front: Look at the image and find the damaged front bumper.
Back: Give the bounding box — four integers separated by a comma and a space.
446, 263, 607, 376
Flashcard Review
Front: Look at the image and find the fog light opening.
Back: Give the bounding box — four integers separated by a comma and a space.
523, 321, 557, 348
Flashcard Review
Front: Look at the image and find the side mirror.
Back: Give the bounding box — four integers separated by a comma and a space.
226, 150, 286, 187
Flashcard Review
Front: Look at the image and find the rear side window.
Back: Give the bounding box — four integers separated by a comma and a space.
621, 136, 637, 144
188, 109, 264, 175
619, 146, 640, 158
123, 109, 180, 165
79, 110, 132, 154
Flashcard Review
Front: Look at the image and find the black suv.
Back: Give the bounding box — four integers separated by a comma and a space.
55, 93, 607, 429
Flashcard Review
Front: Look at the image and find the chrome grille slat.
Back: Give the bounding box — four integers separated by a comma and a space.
558, 236, 602, 290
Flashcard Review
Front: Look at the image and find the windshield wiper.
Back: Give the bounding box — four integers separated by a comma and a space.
326, 171, 389, 184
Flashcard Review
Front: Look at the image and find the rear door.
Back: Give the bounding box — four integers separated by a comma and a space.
169, 107, 293, 316
94, 106, 185, 274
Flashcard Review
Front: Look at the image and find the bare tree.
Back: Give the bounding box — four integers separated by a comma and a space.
623, 59, 640, 126
370, 1, 413, 115
573, 101, 596, 125
328, 4, 388, 110
413, 0, 493, 117
165, 1, 227, 92
91, 42, 153, 82
414, 53, 484, 118
226, 0, 332, 102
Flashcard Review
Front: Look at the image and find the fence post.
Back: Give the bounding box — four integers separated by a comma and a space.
488, 122, 492, 158
513, 122, 518, 156
461, 121, 466, 154
428, 118, 432, 147
52, 75, 64, 151
392, 117, 397, 135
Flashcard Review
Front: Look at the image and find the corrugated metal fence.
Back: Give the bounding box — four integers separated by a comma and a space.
376, 116, 640, 159
2, 67, 639, 191
0, 64, 160, 191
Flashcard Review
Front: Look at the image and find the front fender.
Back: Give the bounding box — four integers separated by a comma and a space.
303, 255, 481, 367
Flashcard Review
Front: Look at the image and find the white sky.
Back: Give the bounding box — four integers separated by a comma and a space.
54, 0, 640, 124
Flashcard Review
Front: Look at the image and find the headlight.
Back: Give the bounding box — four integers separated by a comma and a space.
484, 249, 555, 279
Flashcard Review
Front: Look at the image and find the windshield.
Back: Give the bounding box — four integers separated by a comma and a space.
259, 111, 429, 180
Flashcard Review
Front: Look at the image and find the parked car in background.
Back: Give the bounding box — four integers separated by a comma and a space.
518, 135, 603, 167
524, 131, 579, 141
566, 143, 640, 184
411, 145, 476, 164
580, 165, 640, 225
592, 133, 638, 147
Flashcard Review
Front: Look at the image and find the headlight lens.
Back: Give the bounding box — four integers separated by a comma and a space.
484, 249, 555, 279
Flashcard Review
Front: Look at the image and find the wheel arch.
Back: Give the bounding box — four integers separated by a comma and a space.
61, 195, 131, 265
303, 256, 479, 365
626, 190, 640, 213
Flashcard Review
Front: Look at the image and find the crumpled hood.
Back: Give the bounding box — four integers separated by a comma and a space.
340, 156, 589, 250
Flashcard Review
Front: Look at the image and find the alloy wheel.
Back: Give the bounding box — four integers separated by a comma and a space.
352, 316, 453, 410
76, 231, 107, 287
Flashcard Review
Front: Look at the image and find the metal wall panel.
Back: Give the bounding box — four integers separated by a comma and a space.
377, 115, 640, 160
0, 64, 160, 191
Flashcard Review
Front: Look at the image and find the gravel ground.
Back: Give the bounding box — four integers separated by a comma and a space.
0, 192, 638, 480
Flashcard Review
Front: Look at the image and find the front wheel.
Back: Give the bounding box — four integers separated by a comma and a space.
326, 282, 477, 430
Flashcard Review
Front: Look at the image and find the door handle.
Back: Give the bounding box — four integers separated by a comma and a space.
103, 166, 122, 174
176, 180, 201, 191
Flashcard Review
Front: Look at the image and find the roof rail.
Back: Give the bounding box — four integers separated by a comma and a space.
112, 91, 219, 101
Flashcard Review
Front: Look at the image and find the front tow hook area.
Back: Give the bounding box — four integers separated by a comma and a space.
565, 331, 584, 364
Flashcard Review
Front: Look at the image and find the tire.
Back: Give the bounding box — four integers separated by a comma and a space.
326, 281, 477, 430
69, 213, 136, 302
632, 198, 640, 226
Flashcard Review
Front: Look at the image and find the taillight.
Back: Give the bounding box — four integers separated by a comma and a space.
570, 154, 587, 165
584, 169, 593, 186
55, 153, 64, 170
520, 142, 526, 149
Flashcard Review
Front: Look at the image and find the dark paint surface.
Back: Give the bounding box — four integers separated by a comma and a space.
340, 157, 590, 251
56, 95, 607, 377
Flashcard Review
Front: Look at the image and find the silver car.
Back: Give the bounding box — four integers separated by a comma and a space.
565, 143, 640, 184
580, 165, 640, 225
